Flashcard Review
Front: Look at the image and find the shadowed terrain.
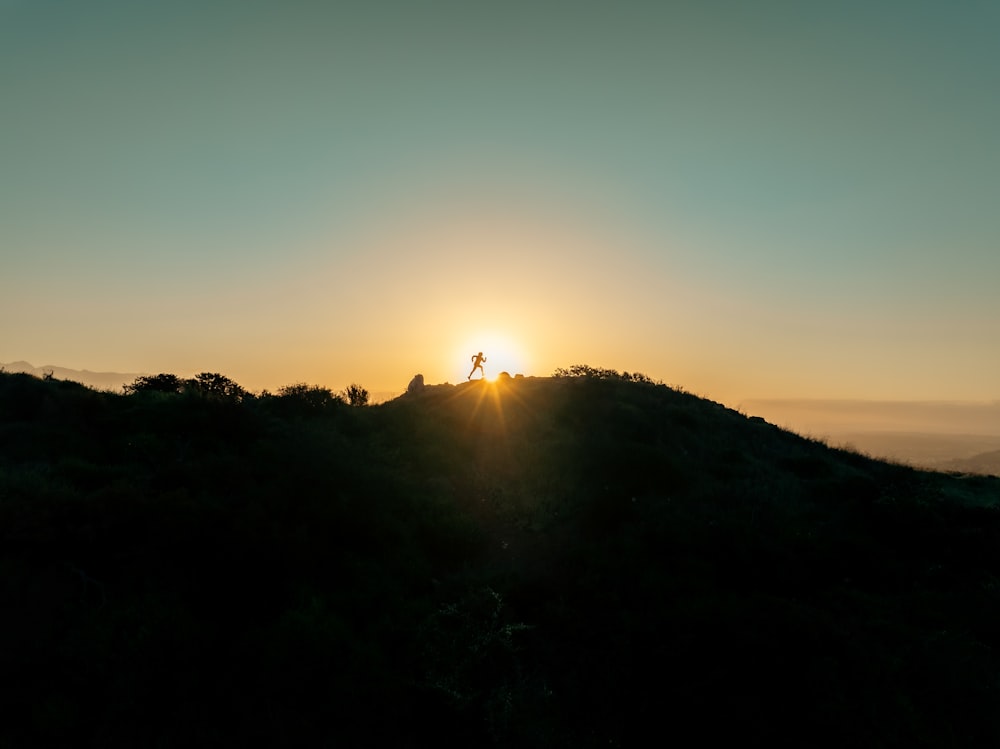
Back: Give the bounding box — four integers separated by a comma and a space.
2, 370, 999, 747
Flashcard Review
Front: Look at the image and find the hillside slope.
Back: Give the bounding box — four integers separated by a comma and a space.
1, 371, 999, 747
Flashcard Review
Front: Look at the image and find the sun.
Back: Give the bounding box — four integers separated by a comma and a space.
454, 332, 529, 382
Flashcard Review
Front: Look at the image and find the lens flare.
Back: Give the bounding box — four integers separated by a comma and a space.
454, 332, 528, 383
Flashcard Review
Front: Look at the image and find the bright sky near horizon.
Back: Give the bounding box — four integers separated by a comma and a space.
3, 0, 999, 403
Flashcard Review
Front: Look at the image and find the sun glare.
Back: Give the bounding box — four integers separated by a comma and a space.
454, 332, 528, 382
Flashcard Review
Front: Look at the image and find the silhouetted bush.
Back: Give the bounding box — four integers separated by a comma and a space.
123, 372, 185, 394
124, 372, 246, 401
553, 363, 620, 379
343, 383, 370, 406
265, 383, 342, 415
553, 363, 656, 383
188, 371, 246, 401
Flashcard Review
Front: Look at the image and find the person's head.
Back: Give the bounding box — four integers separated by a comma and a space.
478, 352, 482, 357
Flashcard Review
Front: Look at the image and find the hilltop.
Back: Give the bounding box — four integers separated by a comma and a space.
1, 369, 999, 747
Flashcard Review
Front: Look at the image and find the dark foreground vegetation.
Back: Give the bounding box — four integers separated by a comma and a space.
2, 369, 999, 747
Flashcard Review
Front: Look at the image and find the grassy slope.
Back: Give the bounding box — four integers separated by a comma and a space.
1, 371, 999, 747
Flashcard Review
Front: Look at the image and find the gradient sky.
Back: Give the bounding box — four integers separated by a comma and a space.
3, 0, 998, 402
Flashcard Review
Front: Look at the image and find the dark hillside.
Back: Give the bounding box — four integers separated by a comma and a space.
1, 371, 999, 747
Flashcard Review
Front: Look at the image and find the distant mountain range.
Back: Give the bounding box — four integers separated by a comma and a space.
937, 449, 1000, 477
742, 398, 1000, 475
742, 397, 1000, 437
0, 361, 143, 392
832, 431, 1000, 477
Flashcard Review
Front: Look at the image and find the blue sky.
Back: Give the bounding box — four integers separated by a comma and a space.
3, 0, 998, 400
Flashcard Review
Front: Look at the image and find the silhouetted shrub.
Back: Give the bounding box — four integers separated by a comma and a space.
418, 586, 535, 739
187, 372, 246, 401
343, 383, 369, 407
271, 383, 342, 413
123, 373, 185, 394
553, 364, 620, 379
621, 370, 655, 384
553, 364, 656, 383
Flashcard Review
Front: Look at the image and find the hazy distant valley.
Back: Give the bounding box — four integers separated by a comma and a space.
743, 398, 1000, 475
831, 433, 1000, 475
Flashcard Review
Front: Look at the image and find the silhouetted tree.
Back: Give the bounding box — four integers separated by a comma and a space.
188, 372, 246, 401
276, 383, 342, 411
344, 383, 370, 407
123, 373, 185, 394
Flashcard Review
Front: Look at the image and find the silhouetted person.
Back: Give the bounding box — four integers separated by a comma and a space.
468, 352, 486, 380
